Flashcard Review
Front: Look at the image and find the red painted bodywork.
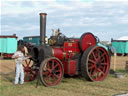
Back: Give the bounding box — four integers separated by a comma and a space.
63, 41, 80, 52
52, 47, 64, 60
52, 41, 80, 75
52, 41, 80, 60
51, 34, 97, 76
63, 60, 77, 75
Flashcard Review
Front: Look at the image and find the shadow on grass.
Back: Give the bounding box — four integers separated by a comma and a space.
62, 74, 87, 83
115, 70, 128, 74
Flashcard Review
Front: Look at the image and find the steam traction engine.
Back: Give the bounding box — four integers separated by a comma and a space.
23, 13, 110, 87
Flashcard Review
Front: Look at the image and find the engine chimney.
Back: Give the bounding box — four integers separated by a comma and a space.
40, 13, 47, 45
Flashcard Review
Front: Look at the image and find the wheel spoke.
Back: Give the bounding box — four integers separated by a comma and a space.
100, 53, 105, 58
25, 60, 28, 65
47, 68, 52, 73
88, 63, 94, 66
88, 65, 95, 69
101, 63, 108, 65
25, 60, 29, 67
48, 74, 52, 83
98, 68, 105, 75
23, 64, 25, 68
53, 74, 56, 83
28, 60, 31, 66
55, 69, 61, 73
94, 69, 100, 79
99, 66, 104, 71
89, 59, 96, 64
25, 72, 32, 81
99, 53, 105, 61
54, 63, 59, 69
91, 68, 97, 77
103, 66, 106, 72
92, 51, 96, 60
30, 70, 36, 75
25, 60, 31, 67
44, 74, 50, 81
100, 57, 105, 62
48, 62, 50, 69
43, 71, 49, 75
54, 74, 59, 79
24, 72, 29, 79
95, 72, 98, 79
52, 60, 54, 70
89, 68, 93, 74
96, 49, 101, 59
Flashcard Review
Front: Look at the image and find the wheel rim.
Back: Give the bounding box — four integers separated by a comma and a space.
23, 59, 38, 82
40, 57, 63, 86
87, 47, 110, 81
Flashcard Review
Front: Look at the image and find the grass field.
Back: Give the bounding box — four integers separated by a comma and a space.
0, 56, 128, 96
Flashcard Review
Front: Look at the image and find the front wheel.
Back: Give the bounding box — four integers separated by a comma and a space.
40, 57, 64, 87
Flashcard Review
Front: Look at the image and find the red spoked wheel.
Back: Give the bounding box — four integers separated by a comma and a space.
81, 46, 110, 81
23, 59, 38, 82
40, 57, 64, 87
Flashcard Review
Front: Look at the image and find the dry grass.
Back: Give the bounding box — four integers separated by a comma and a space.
0, 56, 128, 96
0, 73, 128, 96
110, 56, 128, 70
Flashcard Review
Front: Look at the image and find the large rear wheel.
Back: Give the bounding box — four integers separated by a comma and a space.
81, 46, 110, 81
40, 57, 64, 87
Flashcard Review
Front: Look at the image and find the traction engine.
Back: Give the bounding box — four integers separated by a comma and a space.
23, 13, 110, 87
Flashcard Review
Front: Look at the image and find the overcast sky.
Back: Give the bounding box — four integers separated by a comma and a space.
1, 0, 128, 41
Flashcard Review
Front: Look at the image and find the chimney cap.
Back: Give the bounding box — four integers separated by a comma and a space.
40, 13, 47, 16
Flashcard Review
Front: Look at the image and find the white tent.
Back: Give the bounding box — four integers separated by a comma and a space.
118, 36, 128, 40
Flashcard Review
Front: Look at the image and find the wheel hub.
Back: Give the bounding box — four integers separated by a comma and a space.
24, 67, 30, 72
96, 60, 101, 68
52, 70, 56, 74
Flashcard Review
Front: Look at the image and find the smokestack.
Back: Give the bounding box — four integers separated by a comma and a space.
40, 13, 47, 45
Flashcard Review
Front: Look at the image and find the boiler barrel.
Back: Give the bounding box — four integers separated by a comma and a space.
52, 47, 77, 60
52, 47, 64, 60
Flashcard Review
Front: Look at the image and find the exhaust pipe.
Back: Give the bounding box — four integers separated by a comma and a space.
40, 13, 47, 45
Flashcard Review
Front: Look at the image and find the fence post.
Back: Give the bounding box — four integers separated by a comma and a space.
113, 52, 117, 71
125, 61, 128, 71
